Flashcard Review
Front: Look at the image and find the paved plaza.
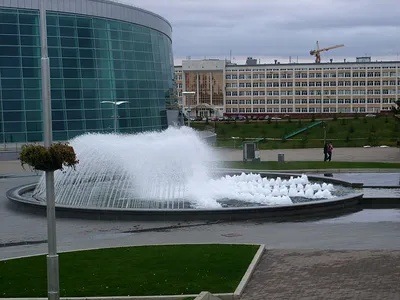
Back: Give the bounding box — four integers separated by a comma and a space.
0, 147, 399, 299
241, 250, 400, 300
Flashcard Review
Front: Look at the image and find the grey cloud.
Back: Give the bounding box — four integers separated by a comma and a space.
124, 0, 400, 62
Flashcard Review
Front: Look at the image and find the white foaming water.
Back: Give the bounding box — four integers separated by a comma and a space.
33, 127, 335, 209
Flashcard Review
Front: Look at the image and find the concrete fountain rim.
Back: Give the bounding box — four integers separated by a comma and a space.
6, 171, 364, 221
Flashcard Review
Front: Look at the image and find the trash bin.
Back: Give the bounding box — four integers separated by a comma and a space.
278, 153, 285, 164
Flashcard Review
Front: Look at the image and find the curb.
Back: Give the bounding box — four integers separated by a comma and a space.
233, 244, 265, 299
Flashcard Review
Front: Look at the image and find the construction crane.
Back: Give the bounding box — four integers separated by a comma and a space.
310, 41, 344, 63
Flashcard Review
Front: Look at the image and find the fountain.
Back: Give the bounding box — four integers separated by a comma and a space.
7, 127, 363, 221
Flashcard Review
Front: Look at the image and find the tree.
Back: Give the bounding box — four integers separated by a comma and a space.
391, 100, 400, 114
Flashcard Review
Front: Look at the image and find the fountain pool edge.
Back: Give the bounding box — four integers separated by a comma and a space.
7, 171, 365, 222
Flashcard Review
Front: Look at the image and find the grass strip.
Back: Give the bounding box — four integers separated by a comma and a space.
0, 244, 258, 297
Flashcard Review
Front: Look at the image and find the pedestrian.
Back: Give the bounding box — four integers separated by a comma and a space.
327, 142, 333, 161
323, 142, 329, 161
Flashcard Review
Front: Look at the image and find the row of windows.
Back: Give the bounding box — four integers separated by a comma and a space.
0, 68, 169, 81
225, 107, 382, 113
0, 10, 162, 35
225, 98, 396, 105
0, 108, 163, 120
228, 66, 396, 71
225, 72, 399, 80
226, 90, 399, 96
0, 117, 163, 131
0, 45, 165, 60
226, 80, 400, 88
0, 77, 170, 90
0, 122, 167, 143
0, 88, 168, 100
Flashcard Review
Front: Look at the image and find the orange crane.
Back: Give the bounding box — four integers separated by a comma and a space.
310, 41, 344, 63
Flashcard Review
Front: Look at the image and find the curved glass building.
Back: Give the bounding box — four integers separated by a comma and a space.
0, 0, 174, 143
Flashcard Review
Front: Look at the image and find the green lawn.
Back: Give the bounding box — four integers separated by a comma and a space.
0, 244, 258, 297
225, 161, 400, 170
193, 116, 400, 149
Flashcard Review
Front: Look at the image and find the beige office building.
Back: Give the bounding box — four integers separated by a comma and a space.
174, 57, 399, 117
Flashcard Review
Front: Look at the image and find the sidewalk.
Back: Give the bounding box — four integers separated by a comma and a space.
215, 147, 400, 162
241, 250, 400, 300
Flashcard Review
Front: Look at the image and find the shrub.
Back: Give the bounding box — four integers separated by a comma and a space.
341, 118, 346, 125
348, 124, 355, 134
19, 143, 79, 172
311, 114, 316, 122
333, 114, 338, 121
297, 120, 302, 128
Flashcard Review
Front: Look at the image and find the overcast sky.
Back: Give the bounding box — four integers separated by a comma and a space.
124, 0, 400, 65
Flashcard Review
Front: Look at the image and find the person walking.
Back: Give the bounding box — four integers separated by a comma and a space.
323, 142, 329, 161
327, 142, 333, 161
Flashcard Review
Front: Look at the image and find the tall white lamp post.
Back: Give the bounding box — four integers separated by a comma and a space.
100, 101, 128, 133
182, 91, 195, 127
39, 1, 59, 299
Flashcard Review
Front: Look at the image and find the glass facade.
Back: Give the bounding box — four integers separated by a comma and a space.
0, 7, 174, 143
184, 71, 224, 106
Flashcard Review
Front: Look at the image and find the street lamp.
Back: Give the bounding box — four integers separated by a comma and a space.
100, 101, 128, 133
182, 91, 195, 127
39, 1, 59, 299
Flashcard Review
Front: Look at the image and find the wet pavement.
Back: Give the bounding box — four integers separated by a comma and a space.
331, 172, 400, 186
1, 176, 400, 261
1, 174, 400, 300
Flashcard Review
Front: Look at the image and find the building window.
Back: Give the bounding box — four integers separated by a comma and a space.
239, 100, 245, 104
246, 100, 251, 104
226, 100, 232, 104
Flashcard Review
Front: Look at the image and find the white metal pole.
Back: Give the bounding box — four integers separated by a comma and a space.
114, 102, 117, 133
188, 95, 191, 127
40, 1, 59, 299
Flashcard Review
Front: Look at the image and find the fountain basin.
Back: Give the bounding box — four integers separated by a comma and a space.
7, 172, 364, 221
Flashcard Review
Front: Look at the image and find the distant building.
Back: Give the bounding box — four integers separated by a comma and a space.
175, 57, 399, 117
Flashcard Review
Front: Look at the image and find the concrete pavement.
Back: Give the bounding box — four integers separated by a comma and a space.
241, 250, 400, 300
1, 147, 400, 300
